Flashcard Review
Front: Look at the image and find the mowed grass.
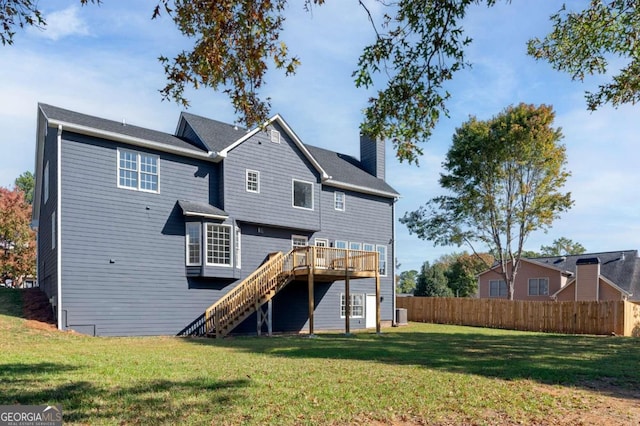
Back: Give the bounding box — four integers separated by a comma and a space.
1, 287, 639, 425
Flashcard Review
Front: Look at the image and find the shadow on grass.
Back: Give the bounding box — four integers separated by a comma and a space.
0, 362, 250, 424
0, 287, 24, 318
186, 328, 640, 400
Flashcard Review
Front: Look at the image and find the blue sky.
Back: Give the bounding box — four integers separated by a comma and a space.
1, 0, 639, 273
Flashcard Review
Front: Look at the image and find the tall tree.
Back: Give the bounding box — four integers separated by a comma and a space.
445, 252, 494, 297
539, 237, 586, 257
401, 103, 573, 300
14, 171, 34, 204
2, 1, 639, 161
397, 269, 418, 294
415, 261, 452, 297
0, 186, 36, 286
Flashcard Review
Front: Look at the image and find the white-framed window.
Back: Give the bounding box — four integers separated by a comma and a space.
185, 223, 201, 266
292, 235, 308, 247
315, 238, 328, 247
292, 179, 314, 210
489, 280, 507, 297
117, 149, 159, 193
44, 161, 50, 203
363, 243, 374, 252
206, 224, 232, 266
235, 226, 242, 269
340, 293, 364, 318
51, 210, 56, 250
376, 245, 387, 276
334, 191, 345, 211
270, 129, 281, 143
334, 240, 347, 249
349, 242, 362, 251
528, 278, 549, 296
246, 169, 260, 193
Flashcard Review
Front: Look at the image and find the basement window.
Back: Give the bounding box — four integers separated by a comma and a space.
340, 293, 364, 318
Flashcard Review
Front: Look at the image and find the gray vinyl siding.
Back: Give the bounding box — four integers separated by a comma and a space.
38, 128, 58, 305
59, 131, 226, 336
223, 123, 321, 231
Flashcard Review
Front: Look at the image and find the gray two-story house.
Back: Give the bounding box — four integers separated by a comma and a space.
32, 103, 399, 337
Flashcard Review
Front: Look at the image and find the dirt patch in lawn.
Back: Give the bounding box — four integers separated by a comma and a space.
22, 288, 56, 330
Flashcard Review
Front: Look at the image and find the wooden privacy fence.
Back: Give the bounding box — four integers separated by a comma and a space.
396, 297, 640, 336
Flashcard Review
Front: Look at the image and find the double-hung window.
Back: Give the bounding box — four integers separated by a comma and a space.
334, 240, 347, 250
489, 280, 507, 297
340, 293, 364, 318
246, 170, 260, 193
206, 224, 231, 266
528, 278, 549, 296
292, 179, 313, 210
349, 242, 362, 251
334, 191, 345, 211
185, 223, 201, 266
118, 149, 159, 193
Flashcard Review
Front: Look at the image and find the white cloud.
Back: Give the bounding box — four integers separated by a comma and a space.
30, 6, 90, 41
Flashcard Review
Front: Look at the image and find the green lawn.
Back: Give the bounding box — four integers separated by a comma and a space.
1, 287, 639, 425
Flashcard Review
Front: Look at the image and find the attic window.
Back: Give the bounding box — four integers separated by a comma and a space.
270, 129, 280, 143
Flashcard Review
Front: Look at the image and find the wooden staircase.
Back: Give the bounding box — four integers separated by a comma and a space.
178, 250, 295, 338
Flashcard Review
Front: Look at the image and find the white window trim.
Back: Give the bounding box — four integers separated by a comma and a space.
292, 235, 308, 248
340, 293, 365, 319
376, 245, 387, 276
235, 226, 242, 269
334, 191, 345, 211
315, 238, 328, 247
51, 210, 56, 250
246, 169, 260, 193
363, 243, 374, 252
292, 179, 314, 210
44, 161, 50, 204
349, 242, 362, 251
489, 279, 507, 297
528, 277, 549, 296
205, 223, 233, 267
334, 240, 347, 249
185, 223, 202, 266
117, 148, 160, 193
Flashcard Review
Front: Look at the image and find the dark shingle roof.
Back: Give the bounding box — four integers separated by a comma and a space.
177, 200, 228, 218
179, 112, 247, 153
305, 145, 399, 196
528, 250, 640, 298
39, 103, 208, 154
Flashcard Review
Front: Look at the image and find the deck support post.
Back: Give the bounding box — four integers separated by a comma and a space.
375, 255, 381, 334
256, 300, 273, 337
308, 246, 315, 337
345, 249, 351, 336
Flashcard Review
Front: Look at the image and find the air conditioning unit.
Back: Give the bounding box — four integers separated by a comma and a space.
395, 308, 408, 326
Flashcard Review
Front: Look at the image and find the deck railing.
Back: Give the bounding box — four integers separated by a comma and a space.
193, 247, 378, 338
204, 250, 294, 337
287, 246, 378, 274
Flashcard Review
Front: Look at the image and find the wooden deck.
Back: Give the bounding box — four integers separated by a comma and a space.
286, 246, 379, 281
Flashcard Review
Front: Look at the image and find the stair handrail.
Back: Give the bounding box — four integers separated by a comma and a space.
204, 249, 295, 335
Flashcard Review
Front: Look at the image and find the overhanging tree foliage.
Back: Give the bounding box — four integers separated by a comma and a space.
539, 237, 586, 257
401, 103, 573, 300
2, 1, 639, 162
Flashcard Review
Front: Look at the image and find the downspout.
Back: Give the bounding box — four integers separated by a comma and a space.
392, 198, 397, 326
56, 124, 63, 330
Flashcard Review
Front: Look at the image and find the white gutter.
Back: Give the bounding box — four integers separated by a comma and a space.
322, 178, 399, 199
183, 212, 228, 220
45, 118, 224, 162
56, 125, 63, 330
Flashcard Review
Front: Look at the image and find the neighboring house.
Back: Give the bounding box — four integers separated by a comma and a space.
477, 250, 640, 302
31, 103, 399, 337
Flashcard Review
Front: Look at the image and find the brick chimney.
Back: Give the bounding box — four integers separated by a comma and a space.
575, 257, 600, 301
360, 133, 385, 180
